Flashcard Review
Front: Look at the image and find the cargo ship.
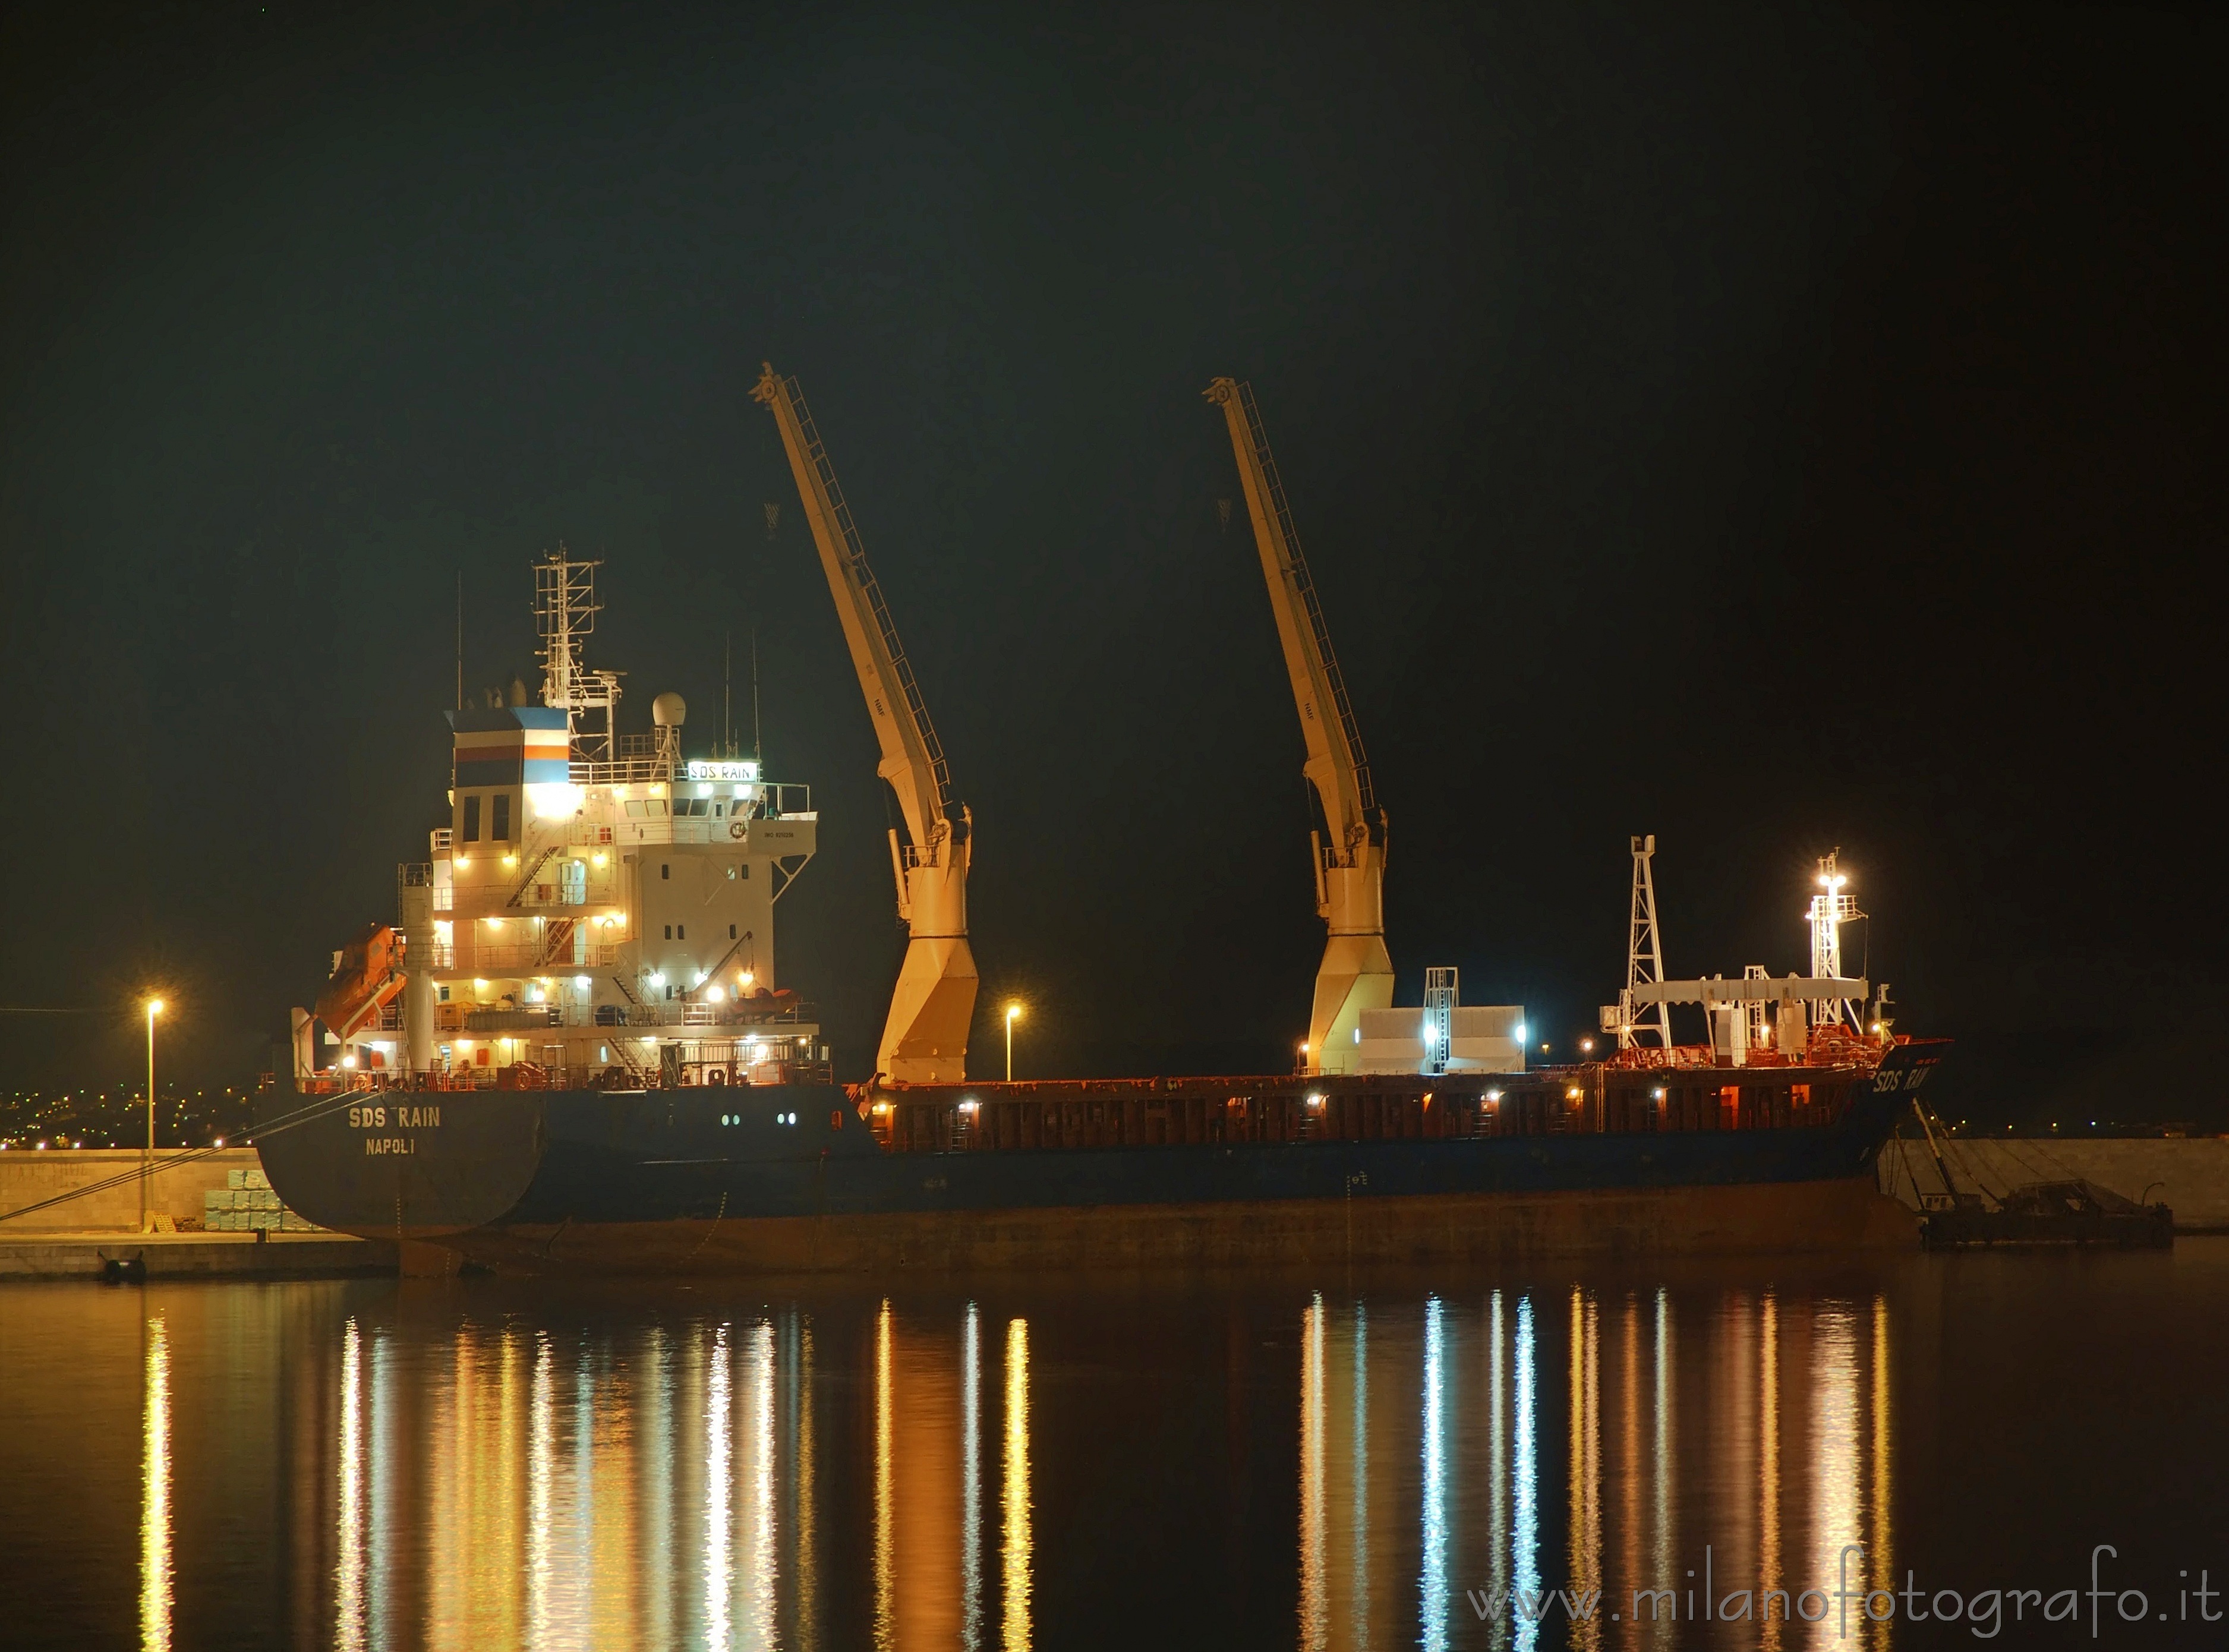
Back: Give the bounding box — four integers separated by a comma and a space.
254, 368, 1942, 1272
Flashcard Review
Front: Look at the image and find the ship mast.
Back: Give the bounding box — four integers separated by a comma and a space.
1616, 834, 1674, 1049
1806, 849, 1864, 1029
534, 546, 623, 764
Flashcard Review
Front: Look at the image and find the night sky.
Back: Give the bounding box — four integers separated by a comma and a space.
3, 4, 2221, 1123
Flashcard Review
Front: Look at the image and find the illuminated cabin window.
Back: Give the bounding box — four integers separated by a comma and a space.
461, 796, 481, 842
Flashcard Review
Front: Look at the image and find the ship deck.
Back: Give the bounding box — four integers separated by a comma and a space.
864, 1041, 1943, 1156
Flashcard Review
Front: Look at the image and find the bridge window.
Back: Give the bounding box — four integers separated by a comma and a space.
491, 793, 512, 841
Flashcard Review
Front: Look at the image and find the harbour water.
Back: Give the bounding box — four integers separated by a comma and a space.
2, 1246, 2224, 1649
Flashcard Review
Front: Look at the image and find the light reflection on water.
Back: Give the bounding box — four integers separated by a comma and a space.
3, 1254, 2209, 1649
1514, 1295, 1540, 1652
704, 1322, 730, 1651
961, 1304, 982, 1652
872, 1303, 893, 1651
146, 1287, 1878, 1651
138, 1314, 171, 1652
336, 1316, 363, 1652
1759, 1292, 1782, 1652
1000, 1317, 1032, 1652
1297, 1292, 1325, 1649
1420, 1295, 1446, 1652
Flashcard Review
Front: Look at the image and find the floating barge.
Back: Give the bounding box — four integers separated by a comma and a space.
1918, 1181, 2175, 1250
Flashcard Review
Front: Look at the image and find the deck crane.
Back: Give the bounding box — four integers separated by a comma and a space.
753, 364, 979, 1084
1206, 377, 1392, 1074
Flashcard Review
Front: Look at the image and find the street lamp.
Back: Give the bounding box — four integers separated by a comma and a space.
1005, 1002, 1024, 1083
142, 998, 165, 1233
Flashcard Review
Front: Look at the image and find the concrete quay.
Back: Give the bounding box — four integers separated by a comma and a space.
0, 1230, 394, 1281
0, 1149, 393, 1278
0, 1147, 260, 1231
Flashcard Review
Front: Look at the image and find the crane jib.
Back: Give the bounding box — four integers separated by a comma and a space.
755, 360, 981, 1083
771, 373, 959, 825
1232, 381, 1378, 827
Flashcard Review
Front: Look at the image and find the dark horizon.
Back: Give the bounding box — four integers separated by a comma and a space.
3, 3, 2222, 1126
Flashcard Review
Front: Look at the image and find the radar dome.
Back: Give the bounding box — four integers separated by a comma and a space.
651, 692, 687, 727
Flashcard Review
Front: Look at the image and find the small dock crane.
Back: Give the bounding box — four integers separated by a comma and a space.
1206, 377, 1392, 1073
754, 365, 979, 1084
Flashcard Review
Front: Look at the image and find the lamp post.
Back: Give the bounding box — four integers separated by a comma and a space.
142, 998, 165, 1233
1004, 1002, 1023, 1083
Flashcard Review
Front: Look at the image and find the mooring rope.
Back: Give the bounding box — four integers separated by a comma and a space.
0, 1087, 373, 1227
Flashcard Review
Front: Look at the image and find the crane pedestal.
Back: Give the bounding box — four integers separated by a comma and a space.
1310, 931, 1395, 1076
879, 933, 980, 1085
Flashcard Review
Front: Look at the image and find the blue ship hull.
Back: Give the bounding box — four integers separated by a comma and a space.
254, 1044, 1941, 1273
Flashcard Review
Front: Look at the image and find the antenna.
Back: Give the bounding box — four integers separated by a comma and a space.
750, 625, 762, 762
724, 630, 733, 758
455, 571, 464, 711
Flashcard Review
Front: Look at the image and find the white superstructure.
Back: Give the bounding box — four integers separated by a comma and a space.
303, 549, 823, 1089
